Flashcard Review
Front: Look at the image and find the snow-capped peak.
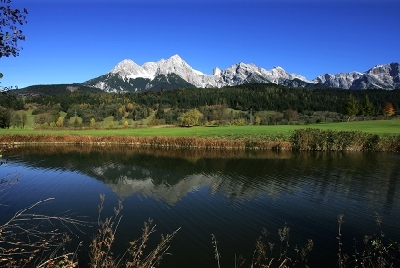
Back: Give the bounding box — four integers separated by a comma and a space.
110, 59, 154, 80
163, 55, 204, 75
110, 55, 205, 84
111, 59, 138, 72
170, 54, 183, 60
99, 55, 399, 92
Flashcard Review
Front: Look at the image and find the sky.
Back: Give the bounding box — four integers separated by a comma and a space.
1, 0, 399, 89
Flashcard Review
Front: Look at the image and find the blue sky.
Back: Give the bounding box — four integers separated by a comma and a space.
1, 0, 399, 89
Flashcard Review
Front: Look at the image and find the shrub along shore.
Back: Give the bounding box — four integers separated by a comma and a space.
0, 128, 399, 152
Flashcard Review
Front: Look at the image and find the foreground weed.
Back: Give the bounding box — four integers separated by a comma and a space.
89, 194, 180, 268
212, 225, 313, 268
336, 214, 400, 268
212, 234, 221, 268
0, 197, 87, 268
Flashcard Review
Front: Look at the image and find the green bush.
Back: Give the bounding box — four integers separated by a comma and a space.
291, 128, 400, 152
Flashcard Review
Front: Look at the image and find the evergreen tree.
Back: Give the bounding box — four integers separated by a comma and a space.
361, 95, 375, 117
0, 107, 11, 128
344, 94, 359, 120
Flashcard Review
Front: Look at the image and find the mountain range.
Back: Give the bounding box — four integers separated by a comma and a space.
84, 55, 400, 92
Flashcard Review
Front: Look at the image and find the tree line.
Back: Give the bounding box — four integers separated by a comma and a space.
0, 83, 399, 128
18, 83, 400, 112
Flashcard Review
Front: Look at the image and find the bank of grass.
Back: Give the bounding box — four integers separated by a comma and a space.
0, 120, 399, 151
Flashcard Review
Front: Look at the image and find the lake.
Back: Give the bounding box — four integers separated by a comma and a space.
1, 145, 399, 267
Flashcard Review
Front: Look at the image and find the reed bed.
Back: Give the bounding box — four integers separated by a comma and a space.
1, 130, 399, 152
0, 134, 289, 150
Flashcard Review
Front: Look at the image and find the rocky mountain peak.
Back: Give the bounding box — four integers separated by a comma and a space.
110, 59, 152, 80
213, 67, 222, 76
85, 56, 400, 92
366, 64, 392, 75
111, 59, 138, 72
159, 55, 189, 69
366, 62, 399, 77
312, 62, 400, 89
169, 54, 183, 61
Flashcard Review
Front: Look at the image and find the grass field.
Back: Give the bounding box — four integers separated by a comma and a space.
1, 119, 399, 139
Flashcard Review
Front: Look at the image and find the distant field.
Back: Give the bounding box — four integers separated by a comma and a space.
301, 120, 400, 134
0, 120, 399, 139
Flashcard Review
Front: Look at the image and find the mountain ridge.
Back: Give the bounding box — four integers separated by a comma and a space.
84, 55, 399, 92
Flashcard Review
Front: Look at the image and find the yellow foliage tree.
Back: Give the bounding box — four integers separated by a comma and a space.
56, 117, 63, 127
126, 103, 134, 112
90, 118, 96, 128
178, 109, 203, 126
123, 120, 129, 128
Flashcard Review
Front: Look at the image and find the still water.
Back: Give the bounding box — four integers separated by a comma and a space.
1, 145, 399, 267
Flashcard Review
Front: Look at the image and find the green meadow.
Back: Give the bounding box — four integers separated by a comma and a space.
1, 119, 399, 140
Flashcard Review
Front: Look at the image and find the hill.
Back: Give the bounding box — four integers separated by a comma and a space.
11, 84, 104, 96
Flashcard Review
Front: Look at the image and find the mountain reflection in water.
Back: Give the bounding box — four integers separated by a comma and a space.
2, 145, 400, 267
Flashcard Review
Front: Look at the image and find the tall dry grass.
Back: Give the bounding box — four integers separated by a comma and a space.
0, 197, 87, 268
336, 214, 400, 268
0, 193, 179, 268
212, 225, 313, 268
2, 130, 400, 151
0, 134, 290, 150
89, 194, 180, 268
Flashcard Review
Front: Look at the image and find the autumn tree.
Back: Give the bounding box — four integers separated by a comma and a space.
382, 102, 395, 118
178, 109, 203, 126
90, 117, 96, 128
283, 109, 299, 123
56, 116, 63, 127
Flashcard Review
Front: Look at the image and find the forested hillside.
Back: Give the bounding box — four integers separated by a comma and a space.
13, 84, 104, 96
1, 83, 399, 128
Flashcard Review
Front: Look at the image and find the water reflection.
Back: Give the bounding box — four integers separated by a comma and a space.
8, 145, 400, 213
3, 145, 400, 267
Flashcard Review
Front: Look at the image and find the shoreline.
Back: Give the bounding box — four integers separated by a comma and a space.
1, 130, 399, 152
0, 134, 291, 150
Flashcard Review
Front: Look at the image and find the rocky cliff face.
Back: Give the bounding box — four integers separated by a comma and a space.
85, 55, 399, 92
313, 62, 400, 89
